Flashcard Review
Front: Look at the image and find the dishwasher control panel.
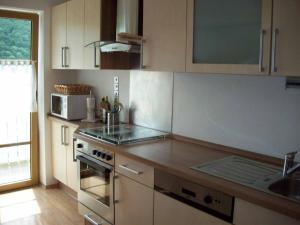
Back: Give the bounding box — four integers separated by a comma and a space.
154, 169, 234, 223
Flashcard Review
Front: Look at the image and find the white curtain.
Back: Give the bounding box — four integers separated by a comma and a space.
0, 61, 37, 146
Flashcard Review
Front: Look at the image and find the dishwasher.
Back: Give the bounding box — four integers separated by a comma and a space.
154, 170, 234, 225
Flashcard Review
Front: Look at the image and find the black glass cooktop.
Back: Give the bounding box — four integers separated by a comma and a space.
79, 124, 168, 145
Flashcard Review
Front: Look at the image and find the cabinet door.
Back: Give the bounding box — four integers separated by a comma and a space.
154, 191, 230, 225
143, 0, 187, 72
51, 120, 67, 184
115, 174, 153, 225
66, 0, 84, 69
234, 198, 300, 225
84, 0, 101, 70
66, 125, 78, 191
52, 3, 67, 69
186, 0, 272, 75
271, 0, 300, 76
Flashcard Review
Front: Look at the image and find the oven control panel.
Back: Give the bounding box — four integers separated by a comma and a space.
75, 139, 114, 166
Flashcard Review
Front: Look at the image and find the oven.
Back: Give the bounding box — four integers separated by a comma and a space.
75, 140, 114, 225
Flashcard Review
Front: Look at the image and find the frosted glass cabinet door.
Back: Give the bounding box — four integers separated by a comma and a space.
186, 0, 272, 75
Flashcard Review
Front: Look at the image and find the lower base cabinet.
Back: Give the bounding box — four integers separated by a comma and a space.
234, 198, 300, 225
115, 173, 153, 225
154, 191, 230, 225
51, 119, 78, 191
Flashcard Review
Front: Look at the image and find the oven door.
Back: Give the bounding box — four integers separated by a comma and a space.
77, 153, 114, 225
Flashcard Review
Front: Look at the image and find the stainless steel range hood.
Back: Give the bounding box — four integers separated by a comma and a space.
86, 0, 143, 53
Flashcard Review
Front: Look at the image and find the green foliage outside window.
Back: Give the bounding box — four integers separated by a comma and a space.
0, 18, 32, 60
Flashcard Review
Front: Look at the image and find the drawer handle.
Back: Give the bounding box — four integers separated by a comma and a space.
119, 164, 143, 175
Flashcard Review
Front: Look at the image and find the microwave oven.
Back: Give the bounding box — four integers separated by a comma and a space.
51, 93, 88, 120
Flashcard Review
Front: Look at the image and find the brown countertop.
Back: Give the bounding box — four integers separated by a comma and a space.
48, 115, 300, 220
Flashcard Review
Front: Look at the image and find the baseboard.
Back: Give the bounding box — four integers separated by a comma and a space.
39, 182, 59, 189
58, 182, 78, 200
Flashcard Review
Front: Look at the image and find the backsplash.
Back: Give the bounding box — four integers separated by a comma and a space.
173, 73, 300, 159
72, 69, 300, 159
129, 71, 173, 132
73, 70, 130, 122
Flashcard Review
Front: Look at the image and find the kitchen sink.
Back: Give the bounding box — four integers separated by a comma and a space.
192, 155, 300, 203
268, 178, 300, 201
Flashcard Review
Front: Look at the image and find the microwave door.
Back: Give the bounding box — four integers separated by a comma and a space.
52, 95, 62, 115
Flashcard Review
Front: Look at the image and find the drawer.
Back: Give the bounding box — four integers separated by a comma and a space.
115, 154, 154, 188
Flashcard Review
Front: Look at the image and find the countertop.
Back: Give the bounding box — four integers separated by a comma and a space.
49, 115, 300, 220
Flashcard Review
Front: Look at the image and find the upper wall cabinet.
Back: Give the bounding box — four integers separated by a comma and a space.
143, 0, 187, 72
52, 3, 67, 69
52, 0, 100, 70
66, 0, 84, 69
271, 0, 300, 77
83, 0, 101, 70
186, 0, 272, 75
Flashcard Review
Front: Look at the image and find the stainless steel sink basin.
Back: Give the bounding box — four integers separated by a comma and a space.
268, 178, 300, 201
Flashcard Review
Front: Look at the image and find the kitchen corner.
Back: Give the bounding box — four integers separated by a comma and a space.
1, 0, 300, 225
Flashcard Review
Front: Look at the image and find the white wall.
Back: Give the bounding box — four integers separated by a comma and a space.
0, 0, 75, 185
173, 73, 300, 158
127, 70, 300, 159
74, 70, 130, 122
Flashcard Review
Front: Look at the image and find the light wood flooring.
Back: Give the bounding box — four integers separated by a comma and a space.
0, 186, 84, 225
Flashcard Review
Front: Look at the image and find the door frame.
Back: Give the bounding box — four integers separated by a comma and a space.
0, 9, 39, 192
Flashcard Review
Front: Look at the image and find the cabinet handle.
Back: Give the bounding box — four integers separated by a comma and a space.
119, 164, 143, 175
72, 138, 77, 162
64, 126, 68, 146
272, 28, 279, 73
94, 47, 99, 68
64, 47, 69, 68
61, 125, 64, 145
84, 214, 103, 225
259, 30, 266, 72
61, 47, 65, 67
140, 40, 146, 69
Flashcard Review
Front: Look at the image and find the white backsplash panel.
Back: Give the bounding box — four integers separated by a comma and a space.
173, 73, 300, 159
130, 70, 173, 132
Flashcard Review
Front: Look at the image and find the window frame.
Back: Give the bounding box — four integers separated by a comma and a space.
0, 9, 39, 62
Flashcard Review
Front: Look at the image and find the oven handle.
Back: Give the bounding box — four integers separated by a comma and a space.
84, 214, 103, 225
76, 155, 113, 172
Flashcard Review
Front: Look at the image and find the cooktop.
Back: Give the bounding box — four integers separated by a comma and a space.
79, 124, 168, 145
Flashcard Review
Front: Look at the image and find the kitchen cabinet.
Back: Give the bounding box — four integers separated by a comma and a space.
271, 0, 300, 76
51, 120, 67, 183
143, 0, 187, 72
154, 191, 230, 225
115, 154, 154, 225
52, 3, 67, 69
186, 0, 272, 75
51, 119, 78, 191
66, 0, 84, 69
51, 0, 87, 69
115, 173, 153, 225
83, 0, 101, 70
234, 198, 300, 225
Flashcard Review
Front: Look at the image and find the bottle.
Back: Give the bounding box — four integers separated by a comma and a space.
105, 96, 111, 111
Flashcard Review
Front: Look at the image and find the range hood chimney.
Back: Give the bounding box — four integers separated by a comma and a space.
86, 0, 143, 54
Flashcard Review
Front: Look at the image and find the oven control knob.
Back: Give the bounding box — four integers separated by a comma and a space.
77, 143, 83, 148
106, 155, 112, 161
204, 195, 213, 204
96, 152, 102, 157
101, 153, 106, 159
92, 150, 98, 155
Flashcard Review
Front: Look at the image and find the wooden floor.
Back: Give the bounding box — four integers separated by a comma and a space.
0, 186, 84, 225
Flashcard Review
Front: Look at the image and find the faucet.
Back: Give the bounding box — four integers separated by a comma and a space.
282, 151, 300, 177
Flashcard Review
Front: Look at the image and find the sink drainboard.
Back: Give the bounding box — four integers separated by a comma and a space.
191, 156, 281, 186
